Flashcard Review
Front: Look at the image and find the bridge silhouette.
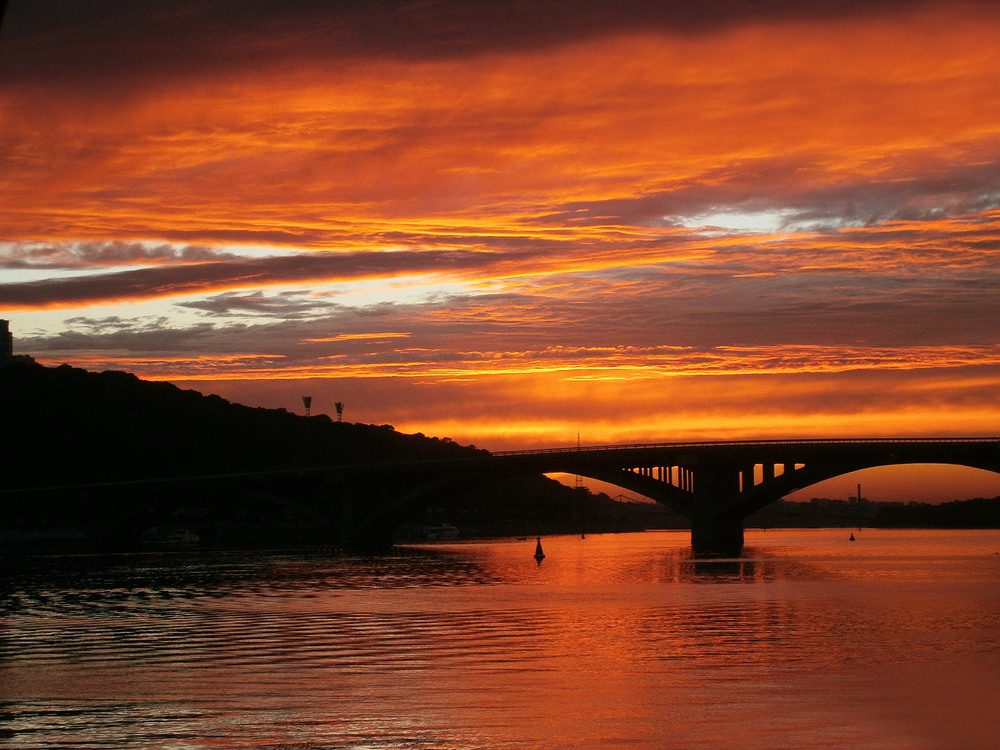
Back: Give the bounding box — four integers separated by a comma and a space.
484, 437, 1000, 554
6, 437, 1000, 556
329, 436, 1000, 555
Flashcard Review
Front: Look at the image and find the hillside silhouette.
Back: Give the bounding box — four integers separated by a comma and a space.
2, 360, 478, 489
1, 360, 660, 548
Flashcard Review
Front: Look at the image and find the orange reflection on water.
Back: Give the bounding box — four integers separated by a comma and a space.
4, 531, 1000, 747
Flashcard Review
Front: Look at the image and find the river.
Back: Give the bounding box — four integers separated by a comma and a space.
2, 529, 999, 749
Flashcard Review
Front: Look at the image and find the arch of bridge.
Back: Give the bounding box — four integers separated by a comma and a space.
490, 439, 1000, 520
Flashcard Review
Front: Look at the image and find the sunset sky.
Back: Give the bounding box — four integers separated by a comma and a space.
3, 1, 1000, 501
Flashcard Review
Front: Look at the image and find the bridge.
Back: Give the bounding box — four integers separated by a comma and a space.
484, 437, 1000, 554
330, 436, 1000, 555
5, 437, 1000, 556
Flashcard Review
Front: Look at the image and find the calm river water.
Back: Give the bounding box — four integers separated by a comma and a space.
2, 529, 1000, 749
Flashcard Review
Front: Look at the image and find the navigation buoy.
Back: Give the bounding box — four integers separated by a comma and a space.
534, 537, 545, 563
849, 533, 856, 541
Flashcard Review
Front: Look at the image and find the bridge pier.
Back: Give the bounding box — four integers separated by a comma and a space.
689, 464, 745, 557
690, 514, 745, 557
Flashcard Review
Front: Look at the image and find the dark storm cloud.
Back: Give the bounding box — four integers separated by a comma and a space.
0, 0, 942, 94
428, 275, 1000, 350
0, 247, 512, 306
532, 152, 1000, 230
33, 315, 218, 353
178, 290, 335, 319
0, 241, 235, 268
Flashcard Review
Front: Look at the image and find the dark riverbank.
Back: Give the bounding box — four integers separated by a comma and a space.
747, 496, 1000, 530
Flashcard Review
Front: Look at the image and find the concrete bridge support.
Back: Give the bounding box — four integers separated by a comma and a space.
690, 513, 745, 557
689, 463, 746, 557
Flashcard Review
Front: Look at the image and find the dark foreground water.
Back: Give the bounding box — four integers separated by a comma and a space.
2, 529, 1000, 749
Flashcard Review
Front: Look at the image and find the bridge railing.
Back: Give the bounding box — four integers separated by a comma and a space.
491, 437, 1000, 456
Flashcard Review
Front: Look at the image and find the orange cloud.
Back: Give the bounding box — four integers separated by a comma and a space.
3, 9, 999, 248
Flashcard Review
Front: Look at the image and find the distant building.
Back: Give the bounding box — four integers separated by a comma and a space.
1, 319, 11, 358
0, 320, 34, 367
